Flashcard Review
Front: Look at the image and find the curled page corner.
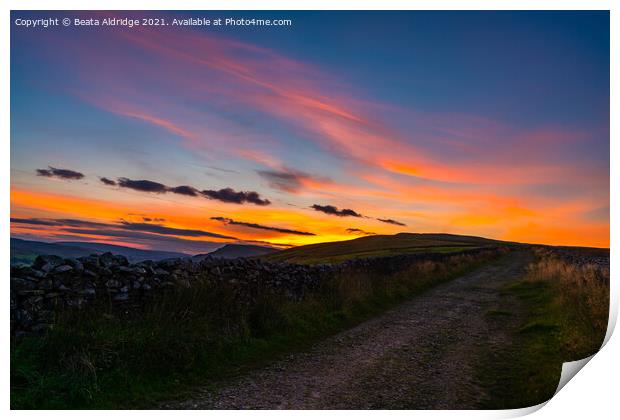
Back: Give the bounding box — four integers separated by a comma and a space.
550, 307, 617, 397
602, 304, 617, 348
505, 351, 602, 417
504, 401, 548, 418
544, 307, 616, 405
554, 354, 595, 397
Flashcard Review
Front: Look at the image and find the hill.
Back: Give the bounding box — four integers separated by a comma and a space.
10, 238, 188, 265
195, 244, 277, 260
263, 232, 511, 264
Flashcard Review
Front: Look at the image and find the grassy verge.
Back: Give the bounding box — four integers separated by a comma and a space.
479, 248, 609, 409
11, 250, 500, 409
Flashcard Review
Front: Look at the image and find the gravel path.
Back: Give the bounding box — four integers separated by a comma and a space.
165, 251, 531, 409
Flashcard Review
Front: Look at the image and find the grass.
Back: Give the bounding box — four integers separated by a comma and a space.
11, 249, 501, 409
478, 248, 609, 409
264, 232, 506, 264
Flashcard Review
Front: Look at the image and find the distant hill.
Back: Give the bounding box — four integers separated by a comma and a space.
10, 238, 188, 265
194, 244, 277, 260
11, 233, 510, 266
264, 232, 512, 264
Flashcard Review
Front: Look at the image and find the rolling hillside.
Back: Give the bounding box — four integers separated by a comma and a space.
10, 238, 188, 265
193, 244, 277, 260
264, 233, 512, 264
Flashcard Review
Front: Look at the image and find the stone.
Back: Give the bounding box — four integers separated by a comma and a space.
158, 258, 184, 270
131, 266, 147, 275
65, 258, 84, 271
99, 252, 116, 267
33, 255, 64, 271
113, 292, 130, 301
40, 262, 56, 273
53, 265, 73, 274
16, 267, 46, 279
16, 289, 45, 297
105, 279, 122, 288
113, 254, 129, 266
11, 277, 37, 290
11, 246, 501, 336
79, 255, 101, 269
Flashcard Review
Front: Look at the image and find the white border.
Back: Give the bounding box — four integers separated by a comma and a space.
2, 1, 617, 419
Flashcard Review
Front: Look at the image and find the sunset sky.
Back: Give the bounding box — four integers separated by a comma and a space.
10, 11, 610, 253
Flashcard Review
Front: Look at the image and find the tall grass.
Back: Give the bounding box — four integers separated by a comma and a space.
479, 248, 610, 409
11, 250, 499, 409
524, 248, 609, 356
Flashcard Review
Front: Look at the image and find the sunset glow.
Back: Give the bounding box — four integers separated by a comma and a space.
11, 11, 609, 252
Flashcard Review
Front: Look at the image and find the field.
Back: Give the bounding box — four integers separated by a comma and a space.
264, 232, 509, 264
10, 235, 609, 409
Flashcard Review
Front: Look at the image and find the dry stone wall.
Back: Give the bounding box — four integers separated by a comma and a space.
10, 247, 500, 335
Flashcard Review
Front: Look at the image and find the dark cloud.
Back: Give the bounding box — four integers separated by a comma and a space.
257, 168, 330, 193
346, 228, 376, 236
202, 188, 271, 206
36, 166, 84, 180
206, 166, 239, 174
169, 185, 199, 197
377, 218, 407, 226
11, 217, 60, 226
258, 170, 300, 193
62, 228, 173, 242
11, 218, 109, 228
105, 176, 271, 206
211, 217, 315, 236
12, 218, 230, 255
59, 229, 223, 254
311, 204, 363, 218
117, 177, 169, 193
142, 217, 166, 222
242, 239, 295, 248
12, 217, 237, 240
56, 219, 112, 228
99, 177, 117, 186
119, 221, 237, 239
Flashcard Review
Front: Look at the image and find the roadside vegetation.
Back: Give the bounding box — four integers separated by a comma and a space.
11, 249, 501, 409
479, 248, 609, 408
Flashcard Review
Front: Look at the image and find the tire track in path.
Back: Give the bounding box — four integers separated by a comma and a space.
165, 251, 531, 409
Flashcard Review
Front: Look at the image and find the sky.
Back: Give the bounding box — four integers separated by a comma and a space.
10, 11, 610, 253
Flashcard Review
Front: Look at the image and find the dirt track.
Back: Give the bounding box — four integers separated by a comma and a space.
165, 251, 531, 409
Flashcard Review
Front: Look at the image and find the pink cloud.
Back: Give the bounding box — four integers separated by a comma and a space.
55, 20, 605, 190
